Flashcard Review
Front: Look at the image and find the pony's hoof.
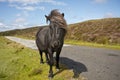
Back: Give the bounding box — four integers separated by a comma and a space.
40, 61, 44, 64
56, 68, 60, 71
46, 61, 49, 64
48, 74, 53, 78
56, 67, 60, 71
49, 77, 53, 80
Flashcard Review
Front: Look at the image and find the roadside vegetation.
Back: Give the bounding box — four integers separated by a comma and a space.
0, 36, 85, 80
66, 18, 120, 45
65, 39, 120, 50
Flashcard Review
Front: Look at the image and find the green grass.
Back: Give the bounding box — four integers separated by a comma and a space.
65, 39, 120, 50
0, 36, 85, 80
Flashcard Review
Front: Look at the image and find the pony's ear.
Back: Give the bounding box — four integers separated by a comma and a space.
62, 13, 64, 17
45, 15, 49, 23
45, 15, 48, 19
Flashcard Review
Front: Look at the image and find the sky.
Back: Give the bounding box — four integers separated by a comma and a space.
0, 0, 120, 32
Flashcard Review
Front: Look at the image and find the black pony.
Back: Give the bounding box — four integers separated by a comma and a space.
36, 9, 67, 78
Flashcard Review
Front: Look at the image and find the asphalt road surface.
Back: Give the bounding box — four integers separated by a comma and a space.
5, 36, 120, 80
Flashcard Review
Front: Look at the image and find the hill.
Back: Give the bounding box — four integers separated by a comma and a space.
0, 26, 41, 39
66, 18, 120, 44
0, 18, 120, 45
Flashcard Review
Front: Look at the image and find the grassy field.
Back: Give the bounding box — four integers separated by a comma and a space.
0, 36, 85, 80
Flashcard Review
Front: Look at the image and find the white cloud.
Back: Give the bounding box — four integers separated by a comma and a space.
0, 0, 6, 2
9, 4, 33, 11
93, 0, 107, 3
0, 18, 29, 31
37, 6, 45, 10
8, 0, 41, 5
11, 23, 27, 29
104, 12, 114, 18
16, 13, 21, 17
9, 4, 45, 11
1, 0, 66, 11
20, 6, 35, 11
0, 22, 5, 27
45, 0, 66, 5
1, 0, 66, 6
15, 17, 26, 23
0, 22, 11, 32
16, 11, 28, 17
14, 17, 30, 28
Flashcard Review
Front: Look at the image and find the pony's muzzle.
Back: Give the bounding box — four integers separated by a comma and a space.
53, 41, 60, 47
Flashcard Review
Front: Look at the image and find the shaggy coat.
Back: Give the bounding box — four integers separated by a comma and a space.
36, 9, 67, 78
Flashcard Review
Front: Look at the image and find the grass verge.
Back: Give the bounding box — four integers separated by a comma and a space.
65, 39, 120, 50
0, 36, 85, 80
5, 35, 120, 50
8, 35, 120, 50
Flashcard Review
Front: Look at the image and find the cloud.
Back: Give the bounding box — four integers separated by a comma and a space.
18, 6, 35, 11
16, 11, 28, 17
11, 23, 28, 29
45, 0, 67, 5
104, 12, 114, 18
15, 17, 26, 23
13, 17, 33, 29
0, 0, 6, 2
1, 0, 66, 11
9, 4, 45, 11
0, 22, 5, 28
0, 0, 66, 6
16, 14, 21, 17
93, 0, 107, 3
8, 0, 39, 5
0, 17, 29, 31
0, 22, 12, 32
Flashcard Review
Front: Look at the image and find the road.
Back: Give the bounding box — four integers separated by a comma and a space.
5, 36, 120, 80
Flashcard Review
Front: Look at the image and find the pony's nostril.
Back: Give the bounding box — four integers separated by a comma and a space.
54, 41, 58, 47
58, 41, 60, 46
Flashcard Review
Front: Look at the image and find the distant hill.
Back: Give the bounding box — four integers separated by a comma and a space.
0, 26, 43, 39
0, 18, 120, 44
66, 18, 120, 44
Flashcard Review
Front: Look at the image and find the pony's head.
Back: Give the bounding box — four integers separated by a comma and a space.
45, 9, 67, 48
45, 9, 64, 23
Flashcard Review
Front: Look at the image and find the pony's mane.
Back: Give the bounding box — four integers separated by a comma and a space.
48, 9, 67, 30
50, 9, 62, 17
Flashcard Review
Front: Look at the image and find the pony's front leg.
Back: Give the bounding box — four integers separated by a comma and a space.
48, 49, 54, 78
56, 48, 61, 70
45, 53, 49, 64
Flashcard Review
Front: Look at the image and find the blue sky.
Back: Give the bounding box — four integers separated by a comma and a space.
0, 0, 120, 32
